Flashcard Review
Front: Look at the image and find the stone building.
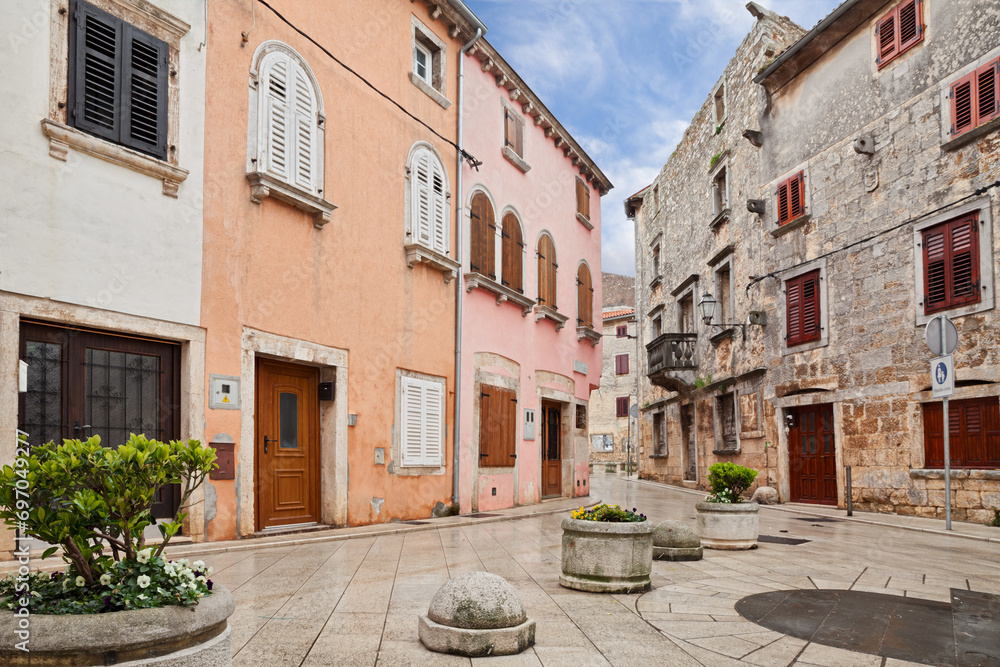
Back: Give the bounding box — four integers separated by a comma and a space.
634, 0, 1000, 524
589, 307, 638, 467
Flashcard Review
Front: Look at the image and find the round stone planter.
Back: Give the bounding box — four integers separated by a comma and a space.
696, 501, 760, 550
0, 584, 234, 666
559, 518, 654, 593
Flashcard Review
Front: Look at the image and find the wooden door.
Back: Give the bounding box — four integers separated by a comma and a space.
18, 321, 181, 518
255, 359, 320, 530
789, 404, 837, 505
541, 402, 562, 497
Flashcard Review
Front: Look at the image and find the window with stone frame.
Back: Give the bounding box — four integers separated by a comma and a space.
875, 0, 924, 70
616, 324, 628, 338
410, 18, 448, 107
652, 244, 661, 278
776, 172, 805, 225
479, 384, 516, 467
714, 261, 733, 327
921, 213, 981, 315
949, 58, 1000, 139
616, 396, 630, 418
651, 314, 662, 338
469, 191, 496, 281
615, 354, 630, 375
653, 411, 666, 456
678, 293, 695, 334
922, 397, 1000, 469
785, 270, 821, 347
713, 166, 729, 216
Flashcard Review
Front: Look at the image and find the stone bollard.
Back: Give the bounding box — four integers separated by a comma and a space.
418, 572, 536, 657
750, 486, 780, 505
652, 520, 704, 561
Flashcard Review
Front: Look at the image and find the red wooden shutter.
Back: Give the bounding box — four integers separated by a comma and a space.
976, 59, 1000, 126
616, 397, 629, 418
986, 398, 1000, 466
951, 72, 976, 137
923, 225, 947, 311
923, 398, 1000, 468
785, 277, 802, 346
786, 270, 820, 346
950, 216, 978, 305
777, 180, 790, 224
617, 325, 627, 338
876, 10, 897, 68
897, 0, 921, 52
923, 214, 980, 314
789, 172, 804, 220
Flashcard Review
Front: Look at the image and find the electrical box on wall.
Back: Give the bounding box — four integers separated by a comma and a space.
209, 374, 241, 410
524, 409, 536, 440
210, 442, 236, 480
319, 381, 335, 401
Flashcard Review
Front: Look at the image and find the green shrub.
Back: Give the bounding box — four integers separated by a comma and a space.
705, 462, 758, 503
988, 508, 1000, 528
572, 503, 646, 522
0, 434, 216, 613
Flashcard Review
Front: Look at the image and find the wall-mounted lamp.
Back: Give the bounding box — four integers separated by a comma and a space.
747, 199, 766, 214
698, 293, 767, 339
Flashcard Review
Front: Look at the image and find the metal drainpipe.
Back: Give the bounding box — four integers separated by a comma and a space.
453, 27, 483, 507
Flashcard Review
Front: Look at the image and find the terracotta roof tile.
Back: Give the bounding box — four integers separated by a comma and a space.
603, 308, 635, 320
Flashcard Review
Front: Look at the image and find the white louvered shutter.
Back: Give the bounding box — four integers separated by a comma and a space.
422, 381, 443, 466
431, 159, 447, 253
413, 151, 433, 246
401, 377, 426, 466
292, 65, 316, 193
264, 56, 290, 180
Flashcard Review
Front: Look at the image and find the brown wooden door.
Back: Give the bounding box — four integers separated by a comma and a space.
18, 321, 181, 518
789, 404, 837, 505
541, 402, 561, 497
255, 359, 320, 530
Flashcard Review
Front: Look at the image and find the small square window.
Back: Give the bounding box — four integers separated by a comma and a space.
876, 0, 924, 69
410, 18, 449, 108
616, 396, 630, 418
616, 325, 628, 338
615, 354, 630, 376
413, 43, 430, 83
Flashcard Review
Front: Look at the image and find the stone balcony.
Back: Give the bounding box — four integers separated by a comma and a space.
646, 333, 698, 391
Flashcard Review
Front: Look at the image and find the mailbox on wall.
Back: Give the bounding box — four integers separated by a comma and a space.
210, 442, 235, 480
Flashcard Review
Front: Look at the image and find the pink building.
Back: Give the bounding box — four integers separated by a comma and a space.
456, 41, 613, 512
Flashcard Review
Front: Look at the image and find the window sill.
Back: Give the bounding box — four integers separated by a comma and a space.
770, 214, 811, 238
502, 145, 531, 173
648, 274, 663, 290
909, 469, 1000, 480
577, 325, 601, 346
247, 172, 337, 228
576, 212, 594, 230
781, 335, 827, 356
534, 304, 568, 330
915, 298, 993, 327
709, 208, 731, 230
648, 454, 668, 459
41, 119, 189, 198
395, 463, 447, 476
712, 448, 740, 455
406, 244, 460, 283
464, 273, 534, 315
409, 72, 451, 109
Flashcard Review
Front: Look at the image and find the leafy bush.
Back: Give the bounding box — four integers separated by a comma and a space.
705, 462, 758, 503
571, 503, 646, 522
0, 434, 216, 613
988, 508, 1000, 528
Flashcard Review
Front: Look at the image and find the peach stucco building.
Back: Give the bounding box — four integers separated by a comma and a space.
197, 1, 486, 540
456, 41, 612, 512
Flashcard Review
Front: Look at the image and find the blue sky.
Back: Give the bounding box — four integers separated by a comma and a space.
464, 0, 844, 277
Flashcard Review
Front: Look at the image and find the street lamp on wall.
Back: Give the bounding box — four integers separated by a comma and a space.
698, 292, 767, 339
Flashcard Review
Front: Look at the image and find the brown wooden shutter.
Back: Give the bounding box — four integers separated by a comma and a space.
538, 235, 556, 308
951, 72, 975, 137
616, 397, 629, 418
923, 398, 1000, 468
470, 193, 495, 279
576, 179, 590, 220
501, 388, 517, 464
501, 213, 523, 293
515, 114, 524, 157
479, 385, 515, 468
577, 264, 592, 327
504, 108, 523, 157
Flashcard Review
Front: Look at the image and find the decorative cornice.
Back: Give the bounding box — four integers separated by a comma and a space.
577, 325, 601, 346
405, 244, 460, 283
534, 304, 569, 330
108, 0, 190, 40
246, 172, 336, 228
464, 273, 534, 315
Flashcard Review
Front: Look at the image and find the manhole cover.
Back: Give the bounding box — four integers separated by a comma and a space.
758, 535, 810, 545
794, 517, 839, 522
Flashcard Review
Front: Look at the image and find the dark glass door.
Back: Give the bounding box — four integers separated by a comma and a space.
18, 321, 181, 518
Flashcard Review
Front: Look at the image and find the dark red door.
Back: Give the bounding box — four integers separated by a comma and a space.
789, 404, 837, 505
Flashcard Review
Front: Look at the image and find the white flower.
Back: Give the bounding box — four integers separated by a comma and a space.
193, 560, 205, 571
99, 574, 112, 586
45, 572, 54, 580
136, 575, 151, 589
185, 571, 196, 581
136, 593, 147, 601
75, 576, 85, 588
162, 562, 175, 575
177, 559, 189, 568
62, 578, 70, 591
196, 576, 207, 584
205, 566, 214, 576
136, 548, 152, 564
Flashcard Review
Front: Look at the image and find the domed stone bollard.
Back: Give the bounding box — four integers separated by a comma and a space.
750, 486, 780, 505
653, 520, 703, 561
418, 572, 536, 657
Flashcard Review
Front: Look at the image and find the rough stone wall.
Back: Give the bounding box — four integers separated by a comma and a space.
602, 273, 635, 309
589, 316, 637, 464
634, 7, 806, 491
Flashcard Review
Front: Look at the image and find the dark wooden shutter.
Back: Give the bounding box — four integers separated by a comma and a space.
615, 354, 629, 375
480, 385, 515, 468
122, 26, 168, 158
951, 72, 976, 137
501, 213, 523, 293
577, 264, 592, 327
538, 235, 557, 308
576, 179, 590, 220
923, 398, 1000, 468
505, 108, 523, 157
616, 397, 629, 418
70, 0, 123, 144
923, 214, 980, 314
786, 270, 820, 346
470, 193, 495, 279
617, 325, 627, 338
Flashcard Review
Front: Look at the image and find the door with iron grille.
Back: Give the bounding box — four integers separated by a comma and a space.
18, 321, 181, 518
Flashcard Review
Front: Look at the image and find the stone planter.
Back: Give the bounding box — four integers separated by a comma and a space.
0, 584, 234, 666
696, 501, 760, 550
559, 518, 654, 593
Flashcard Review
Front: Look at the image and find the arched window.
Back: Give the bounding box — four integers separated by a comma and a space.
537, 234, 557, 309
407, 145, 449, 255
577, 263, 594, 328
252, 44, 323, 195
501, 212, 523, 293
470, 192, 495, 279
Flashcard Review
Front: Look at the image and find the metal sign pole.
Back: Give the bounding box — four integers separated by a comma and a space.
940, 316, 952, 531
